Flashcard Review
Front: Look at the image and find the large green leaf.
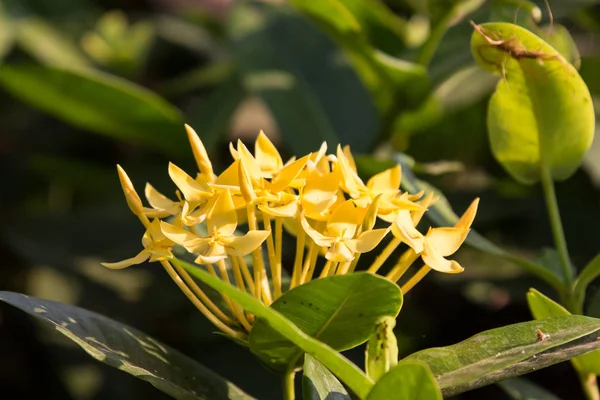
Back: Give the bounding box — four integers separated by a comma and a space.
0, 64, 187, 155
394, 153, 564, 290
471, 22, 594, 184
228, 0, 379, 154
249, 273, 402, 372
0, 291, 254, 400
527, 288, 600, 375
498, 377, 562, 400
303, 354, 351, 400
175, 259, 374, 399
406, 315, 600, 396
366, 361, 442, 400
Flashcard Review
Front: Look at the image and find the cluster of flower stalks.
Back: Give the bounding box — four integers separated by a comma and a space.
103, 125, 479, 339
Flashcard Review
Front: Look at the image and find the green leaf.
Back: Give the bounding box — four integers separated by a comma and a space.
16, 17, 91, 69
406, 315, 600, 396
303, 354, 351, 400
0, 291, 254, 400
394, 153, 564, 290
541, 24, 581, 69
0, 64, 187, 155
249, 273, 402, 372
471, 22, 594, 184
288, 0, 429, 112
366, 361, 442, 400
228, 1, 379, 154
498, 377, 562, 400
175, 259, 374, 400
574, 253, 600, 308
527, 288, 600, 375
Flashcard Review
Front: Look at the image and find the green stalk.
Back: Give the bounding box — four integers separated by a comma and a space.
540, 166, 574, 286
283, 369, 296, 400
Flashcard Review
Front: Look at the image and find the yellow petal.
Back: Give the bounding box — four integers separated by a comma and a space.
215, 159, 241, 187
391, 210, 424, 253
195, 243, 227, 264
116, 165, 144, 217
159, 221, 205, 252
348, 228, 389, 254
302, 171, 339, 208
208, 190, 238, 236
425, 227, 468, 257
145, 183, 179, 215
367, 165, 401, 194
456, 198, 479, 230
326, 242, 355, 262
259, 200, 298, 218
101, 250, 150, 270
342, 145, 357, 172
168, 163, 212, 202
223, 230, 270, 256
180, 201, 208, 225
335, 145, 365, 197
421, 241, 464, 274
327, 200, 361, 239
185, 124, 215, 182
362, 194, 381, 231
269, 154, 309, 193
255, 131, 283, 177
301, 214, 335, 247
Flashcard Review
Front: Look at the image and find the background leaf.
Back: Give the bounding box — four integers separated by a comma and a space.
249, 273, 402, 372
302, 354, 351, 400
406, 315, 600, 396
0, 64, 187, 155
0, 291, 255, 400
228, 0, 379, 154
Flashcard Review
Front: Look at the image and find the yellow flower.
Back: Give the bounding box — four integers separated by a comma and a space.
102, 219, 174, 269
160, 189, 270, 264
420, 198, 479, 273
104, 124, 480, 338
301, 200, 389, 262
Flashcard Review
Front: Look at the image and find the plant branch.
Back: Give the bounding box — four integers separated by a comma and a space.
540, 166, 574, 286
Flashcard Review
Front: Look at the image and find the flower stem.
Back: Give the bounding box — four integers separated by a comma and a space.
401, 266, 431, 294
162, 261, 244, 338
283, 369, 296, 400
578, 370, 600, 400
262, 212, 282, 299
291, 215, 306, 289
540, 166, 574, 286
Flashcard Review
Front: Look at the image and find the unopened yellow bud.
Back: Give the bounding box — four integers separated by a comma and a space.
185, 124, 215, 182
116, 165, 145, 219
238, 160, 256, 204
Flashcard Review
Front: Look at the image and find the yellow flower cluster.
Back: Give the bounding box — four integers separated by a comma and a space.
103, 125, 478, 338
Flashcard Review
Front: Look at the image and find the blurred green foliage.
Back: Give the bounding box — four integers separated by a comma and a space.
2, 0, 600, 399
